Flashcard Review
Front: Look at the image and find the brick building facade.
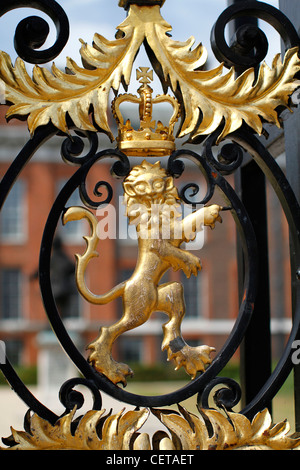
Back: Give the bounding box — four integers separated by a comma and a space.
0, 110, 292, 376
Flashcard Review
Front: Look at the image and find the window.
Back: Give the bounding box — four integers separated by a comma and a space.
6, 339, 23, 366
0, 180, 26, 243
0, 269, 22, 319
119, 337, 143, 364
181, 273, 203, 318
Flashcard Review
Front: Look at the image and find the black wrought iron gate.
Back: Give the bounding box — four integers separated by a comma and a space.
0, 0, 300, 451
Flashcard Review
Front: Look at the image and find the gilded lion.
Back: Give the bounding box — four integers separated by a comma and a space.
63, 161, 223, 386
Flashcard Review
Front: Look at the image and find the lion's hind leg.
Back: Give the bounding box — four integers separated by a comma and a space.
88, 285, 157, 386
88, 327, 134, 387
158, 282, 215, 379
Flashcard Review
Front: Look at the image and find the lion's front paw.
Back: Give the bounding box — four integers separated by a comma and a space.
204, 204, 223, 229
176, 252, 202, 278
88, 344, 133, 387
169, 344, 215, 379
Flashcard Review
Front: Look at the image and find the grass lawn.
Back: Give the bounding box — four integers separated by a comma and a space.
1, 362, 296, 431
125, 367, 297, 431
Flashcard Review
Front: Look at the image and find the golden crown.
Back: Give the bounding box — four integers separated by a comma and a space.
112, 67, 180, 157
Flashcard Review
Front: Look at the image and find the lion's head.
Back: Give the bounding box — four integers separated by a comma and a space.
123, 160, 181, 227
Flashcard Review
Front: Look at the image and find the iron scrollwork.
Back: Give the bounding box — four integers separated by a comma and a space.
0, 0, 299, 450
0, 0, 69, 64
211, 1, 300, 69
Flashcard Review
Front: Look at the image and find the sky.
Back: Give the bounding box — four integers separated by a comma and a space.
0, 0, 285, 146
0, 0, 281, 76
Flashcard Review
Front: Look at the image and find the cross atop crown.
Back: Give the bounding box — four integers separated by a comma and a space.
136, 67, 153, 85
112, 67, 180, 157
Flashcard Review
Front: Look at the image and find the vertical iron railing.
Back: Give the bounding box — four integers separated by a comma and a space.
228, 0, 272, 415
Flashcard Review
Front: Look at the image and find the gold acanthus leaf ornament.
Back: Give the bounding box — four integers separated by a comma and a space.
0, 4, 299, 142
0, 28, 139, 139
1, 407, 150, 450
1, 405, 300, 450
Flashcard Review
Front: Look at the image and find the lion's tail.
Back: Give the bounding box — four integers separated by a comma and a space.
63, 206, 125, 305
75, 278, 125, 305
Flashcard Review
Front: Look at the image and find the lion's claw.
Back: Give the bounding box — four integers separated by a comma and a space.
88, 343, 133, 387
167, 344, 215, 379
204, 204, 223, 230
181, 253, 202, 278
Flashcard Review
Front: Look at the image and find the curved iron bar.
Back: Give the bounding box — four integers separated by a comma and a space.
0, 0, 70, 64
168, 149, 216, 206
0, 124, 60, 425
228, 128, 300, 419
79, 179, 114, 210
211, 0, 300, 71
205, 140, 244, 176
197, 377, 242, 412
59, 377, 103, 414
61, 133, 99, 166
38, 149, 141, 405
37, 144, 258, 409
188, 127, 300, 417
162, 149, 258, 407
0, 357, 59, 426
0, 129, 121, 423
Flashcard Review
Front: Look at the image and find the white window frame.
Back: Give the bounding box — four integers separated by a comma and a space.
0, 268, 23, 320
0, 180, 27, 244
181, 271, 205, 318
